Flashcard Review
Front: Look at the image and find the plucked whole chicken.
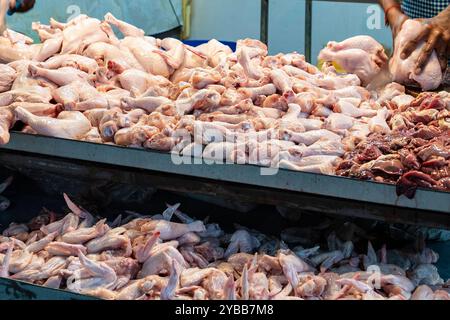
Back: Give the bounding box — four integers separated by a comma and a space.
0, 194, 448, 300
390, 20, 443, 91
0, 13, 448, 197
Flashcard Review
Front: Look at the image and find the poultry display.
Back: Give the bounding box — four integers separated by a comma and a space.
0, 194, 448, 300
0, 13, 448, 195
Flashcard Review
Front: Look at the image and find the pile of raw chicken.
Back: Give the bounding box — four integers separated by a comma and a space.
0, 14, 448, 195
0, 193, 449, 300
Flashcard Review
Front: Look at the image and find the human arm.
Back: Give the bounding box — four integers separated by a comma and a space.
378, 0, 409, 37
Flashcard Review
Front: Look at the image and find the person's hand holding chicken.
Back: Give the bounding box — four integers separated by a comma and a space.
380, 0, 449, 74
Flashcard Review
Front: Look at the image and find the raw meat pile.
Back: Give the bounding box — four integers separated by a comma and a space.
0, 14, 448, 191
337, 90, 450, 198
0, 194, 449, 300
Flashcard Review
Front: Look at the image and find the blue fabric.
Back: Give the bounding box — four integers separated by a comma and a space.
7, 0, 24, 15
183, 40, 237, 52
402, 0, 449, 19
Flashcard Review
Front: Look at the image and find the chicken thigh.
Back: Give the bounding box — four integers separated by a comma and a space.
318, 36, 388, 86
15, 107, 92, 140
0, 64, 16, 93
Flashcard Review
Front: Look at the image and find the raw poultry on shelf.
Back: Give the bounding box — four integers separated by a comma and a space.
0, 13, 448, 195
0, 194, 449, 300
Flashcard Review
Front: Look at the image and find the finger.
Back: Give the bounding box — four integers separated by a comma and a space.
395, 16, 409, 37
373, 55, 385, 67
414, 30, 441, 74
435, 37, 448, 71
401, 24, 431, 59
445, 31, 450, 62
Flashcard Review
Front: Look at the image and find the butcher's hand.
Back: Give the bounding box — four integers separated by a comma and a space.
401, 6, 450, 74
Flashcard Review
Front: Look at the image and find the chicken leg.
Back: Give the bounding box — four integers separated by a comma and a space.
15, 107, 92, 140
104, 12, 145, 38
29, 65, 89, 86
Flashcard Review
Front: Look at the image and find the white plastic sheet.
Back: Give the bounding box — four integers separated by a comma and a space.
6, 0, 182, 41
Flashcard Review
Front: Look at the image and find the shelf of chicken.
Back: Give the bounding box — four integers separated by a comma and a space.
0, 187, 449, 301
0, 14, 449, 217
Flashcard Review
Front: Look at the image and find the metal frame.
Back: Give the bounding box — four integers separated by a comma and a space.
1, 133, 448, 215
261, 0, 269, 44
1, 141, 449, 230
305, 0, 313, 62
0, 278, 96, 300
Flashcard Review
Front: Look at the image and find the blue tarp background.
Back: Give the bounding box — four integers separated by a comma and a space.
6, 0, 182, 41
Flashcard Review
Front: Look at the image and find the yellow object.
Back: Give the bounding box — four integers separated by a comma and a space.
439, 118, 450, 130
181, 0, 192, 40
317, 59, 347, 74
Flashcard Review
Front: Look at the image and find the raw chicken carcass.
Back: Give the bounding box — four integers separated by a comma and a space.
31, 22, 62, 42
3, 28, 34, 45
120, 37, 172, 77
86, 230, 132, 256
318, 36, 388, 86
0, 35, 37, 63
40, 54, 99, 74
6, 102, 62, 117
118, 69, 157, 96
326, 36, 387, 58
34, 37, 63, 62
83, 42, 144, 72
390, 19, 443, 91
0, 64, 16, 92
60, 17, 109, 54
52, 80, 100, 109
141, 220, 206, 241
157, 38, 187, 70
